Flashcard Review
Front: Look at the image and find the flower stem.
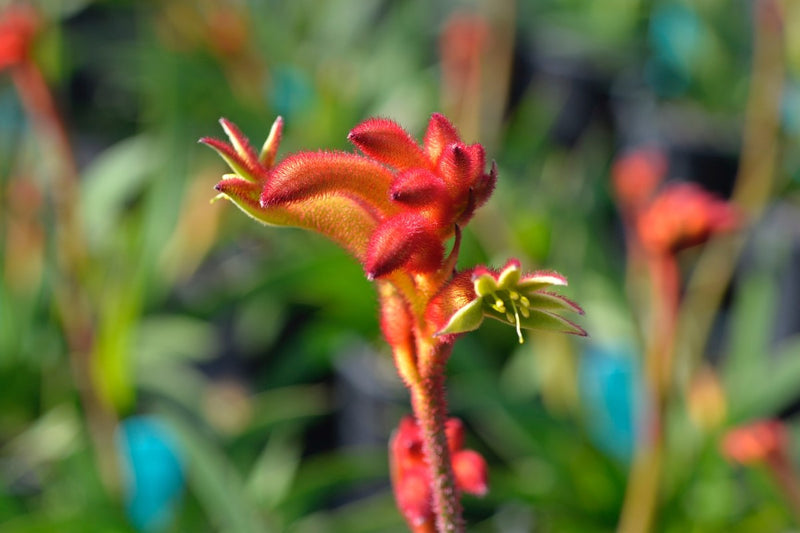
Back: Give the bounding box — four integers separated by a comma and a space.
411, 343, 463, 533
676, 0, 783, 382
12, 59, 120, 493
618, 255, 679, 533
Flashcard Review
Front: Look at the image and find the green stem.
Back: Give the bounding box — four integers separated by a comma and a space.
12, 59, 120, 493
675, 0, 783, 384
618, 255, 678, 533
768, 452, 800, 525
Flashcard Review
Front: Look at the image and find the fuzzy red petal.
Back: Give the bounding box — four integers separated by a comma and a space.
423, 113, 461, 165
216, 176, 380, 261
348, 117, 430, 171
262, 151, 397, 219
219, 117, 259, 166
390, 168, 450, 206
365, 214, 444, 280
200, 136, 264, 181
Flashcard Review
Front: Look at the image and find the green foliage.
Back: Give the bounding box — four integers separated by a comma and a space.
2, 0, 800, 531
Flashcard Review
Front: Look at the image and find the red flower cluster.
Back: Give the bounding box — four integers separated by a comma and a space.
334, 115, 495, 279
390, 416, 488, 529
203, 113, 495, 281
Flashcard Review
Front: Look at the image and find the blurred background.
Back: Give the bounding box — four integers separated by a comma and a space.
1, 0, 800, 531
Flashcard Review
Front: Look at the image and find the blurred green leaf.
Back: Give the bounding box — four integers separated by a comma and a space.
245, 427, 302, 510
80, 135, 156, 252
161, 413, 266, 533
136, 314, 218, 366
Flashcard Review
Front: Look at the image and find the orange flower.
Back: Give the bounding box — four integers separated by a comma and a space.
612, 148, 667, 212
0, 4, 37, 71
721, 419, 787, 465
636, 182, 740, 255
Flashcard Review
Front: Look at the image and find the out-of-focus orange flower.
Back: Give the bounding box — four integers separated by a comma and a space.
439, 12, 489, 135
0, 4, 38, 71
636, 182, 741, 255
612, 148, 667, 212
440, 13, 488, 92
721, 419, 788, 465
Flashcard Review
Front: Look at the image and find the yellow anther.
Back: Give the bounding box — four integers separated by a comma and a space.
506, 312, 514, 323
520, 306, 530, 318
520, 296, 530, 307
509, 291, 520, 300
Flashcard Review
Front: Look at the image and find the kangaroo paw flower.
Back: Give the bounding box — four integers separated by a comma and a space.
430, 258, 586, 342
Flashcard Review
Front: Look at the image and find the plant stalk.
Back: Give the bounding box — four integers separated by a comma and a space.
618, 255, 679, 533
411, 341, 463, 533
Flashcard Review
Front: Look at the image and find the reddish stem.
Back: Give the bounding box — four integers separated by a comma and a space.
11, 58, 119, 492
411, 351, 463, 533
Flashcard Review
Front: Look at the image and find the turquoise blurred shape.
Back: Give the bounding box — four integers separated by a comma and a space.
579, 344, 640, 464
649, 4, 702, 76
646, 3, 705, 97
781, 78, 800, 136
117, 416, 185, 532
270, 66, 315, 120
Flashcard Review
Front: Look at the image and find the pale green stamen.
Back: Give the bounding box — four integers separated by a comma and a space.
508, 296, 524, 344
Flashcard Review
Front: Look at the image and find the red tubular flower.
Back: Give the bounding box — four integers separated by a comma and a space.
0, 5, 38, 71
390, 416, 488, 530
637, 182, 741, 255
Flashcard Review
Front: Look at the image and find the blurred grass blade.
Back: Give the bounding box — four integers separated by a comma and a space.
161, 413, 267, 533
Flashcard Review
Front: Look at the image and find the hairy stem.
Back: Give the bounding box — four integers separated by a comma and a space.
411, 357, 463, 533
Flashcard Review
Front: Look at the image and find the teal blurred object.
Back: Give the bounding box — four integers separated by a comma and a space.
270, 66, 315, 120
646, 3, 704, 96
579, 344, 640, 464
649, 3, 703, 75
781, 78, 800, 136
117, 416, 185, 532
